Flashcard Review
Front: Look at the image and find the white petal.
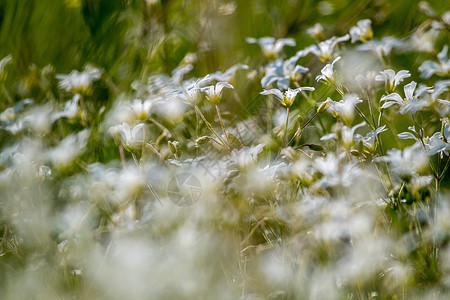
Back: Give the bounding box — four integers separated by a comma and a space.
260, 89, 284, 101
403, 81, 417, 100
215, 82, 234, 95
381, 93, 403, 103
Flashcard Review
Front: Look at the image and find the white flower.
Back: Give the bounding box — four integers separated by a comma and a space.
170, 64, 193, 85
46, 129, 91, 168
51, 94, 81, 122
380, 81, 432, 114
426, 124, 450, 157
356, 37, 403, 56
110, 122, 145, 152
246, 37, 296, 59
129, 99, 155, 121
307, 23, 325, 41
313, 153, 361, 188
375, 69, 411, 93
56, 66, 102, 94
22, 103, 55, 134
168, 75, 211, 106
297, 35, 349, 62
349, 19, 373, 43
419, 45, 450, 78
354, 125, 387, 152
321, 94, 363, 123
260, 86, 314, 107
321, 121, 366, 148
261, 56, 309, 89
231, 144, 264, 170
200, 82, 234, 105
316, 56, 341, 83
154, 96, 188, 124
377, 143, 428, 177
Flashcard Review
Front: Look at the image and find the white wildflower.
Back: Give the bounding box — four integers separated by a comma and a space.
201, 82, 234, 105
56, 65, 102, 94
375, 69, 411, 93
260, 86, 314, 107
316, 56, 341, 83
381, 81, 432, 114
349, 19, 373, 43
246, 37, 296, 59
419, 45, 450, 78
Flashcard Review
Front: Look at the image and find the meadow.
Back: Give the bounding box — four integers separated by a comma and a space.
0, 0, 449, 299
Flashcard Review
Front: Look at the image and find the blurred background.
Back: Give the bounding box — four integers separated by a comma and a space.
0, 0, 448, 96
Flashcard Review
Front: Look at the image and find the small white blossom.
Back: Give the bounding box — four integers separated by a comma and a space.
354, 125, 387, 152
56, 66, 102, 94
110, 122, 145, 152
260, 86, 314, 107
46, 129, 91, 168
356, 37, 403, 56
381, 81, 432, 114
51, 94, 80, 122
297, 35, 349, 62
129, 98, 156, 121
246, 37, 296, 59
349, 19, 373, 43
321, 122, 366, 148
168, 75, 211, 106
200, 82, 234, 105
375, 69, 411, 93
207, 64, 248, 83
307, 23, 325, 41
321, 94, 363, 123
377, 143, 428, 177
261, 56, 309, 89
419, 45, 450, 78
316, 56, 341, 83
426, 124, 450, 157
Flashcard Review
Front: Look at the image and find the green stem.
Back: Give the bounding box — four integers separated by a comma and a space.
288, 110, 319, 145
145, 143, 163, 159
215, 105, 230, 147
285, 106, 290, 145
194, 105, 230, 151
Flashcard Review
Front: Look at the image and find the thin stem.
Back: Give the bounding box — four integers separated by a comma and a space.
377, 108, 384, 128
141, 128, 146, 164
333, 83, 345, 96
285, 106, 290, 145
294, 81, 315, 105
369, 40, 388, 67
215, 104, 230, 146
411, 114, 438, 177
149, 117, 172, 138
439, 156, 450, 181
119, 145, 126, 168
131, 153, 139, 167
1, 83, 13, 105
145, 143, 163, 159
365, 90, 377, 128
194, 105, 230, 151
355, 105, 375, 131
288, 110, 319, 145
